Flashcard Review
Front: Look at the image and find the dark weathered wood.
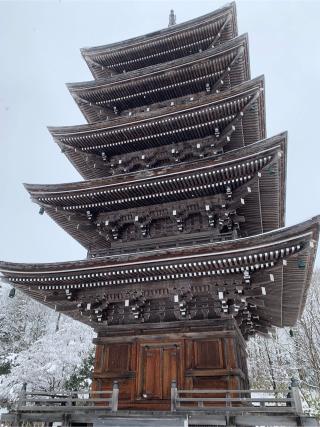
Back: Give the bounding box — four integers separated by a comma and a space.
1, 217, 318, 335
49, 76, 266, 180
0, 1, 319, 419
69, 35, 249, 123
89, 320, 250, 410
81, 3, 238, 78
23, 133, 286, 255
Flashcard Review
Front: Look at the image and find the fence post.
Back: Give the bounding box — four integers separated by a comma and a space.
14, 383, 27, 427
111, 381, 119, 412
171, 380, 177, 412
291, 378, 303, 414
18, 382, 27, 409
226, 391, 232, 406
67, 391, 74, 408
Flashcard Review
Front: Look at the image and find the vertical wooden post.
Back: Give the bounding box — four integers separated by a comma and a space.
18, 382, 27, 409
226, 390, 231, 408
171, 380, 177, 412
291, 378, 303, 414
62, 413, 71, 427
111, 380, 119, 412
14, 387, 25, 427
66, 390, 72, 408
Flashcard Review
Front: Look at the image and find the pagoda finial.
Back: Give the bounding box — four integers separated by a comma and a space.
168, 9, 176, 27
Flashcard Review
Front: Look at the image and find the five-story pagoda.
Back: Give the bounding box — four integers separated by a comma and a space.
0, 2, 319, 411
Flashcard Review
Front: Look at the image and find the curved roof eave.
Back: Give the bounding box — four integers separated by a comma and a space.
24, 132, 285, 198
0, 215, 318, 273
48, 76, 264, 138
81, 3, 237, 57
68, 34, 249, 91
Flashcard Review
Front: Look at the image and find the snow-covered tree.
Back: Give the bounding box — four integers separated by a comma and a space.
0, 284, 51, 381
247, 269, 320, 415
0, 314, 94, 401
0, 284, 94, 405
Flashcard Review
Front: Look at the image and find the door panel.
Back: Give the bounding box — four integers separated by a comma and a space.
140, 344, 180, 400
143, 348, 162, 399
162, 347, 178, 399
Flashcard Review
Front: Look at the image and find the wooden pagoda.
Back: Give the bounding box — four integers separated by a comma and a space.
0, 2, 319, 412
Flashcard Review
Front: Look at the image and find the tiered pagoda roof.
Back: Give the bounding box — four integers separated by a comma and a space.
51, 76, 265, 179
0, 217, 318, 339
0, 2, 318, 341
69, 34, 250, 122
81, 3, 238, 78
25, 133, 286, 257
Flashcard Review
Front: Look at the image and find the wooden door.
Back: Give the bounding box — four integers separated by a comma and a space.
143, 347, 162, 399
141, 345, 179, 400
162, 347, 178, 398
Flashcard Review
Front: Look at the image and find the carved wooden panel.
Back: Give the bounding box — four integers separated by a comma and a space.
107, 135, 220, 176
92, 197, 241, 251
194, 339, 224, 369
104, 343, 131, 372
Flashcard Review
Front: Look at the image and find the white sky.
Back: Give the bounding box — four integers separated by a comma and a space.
0, 0, 319, 265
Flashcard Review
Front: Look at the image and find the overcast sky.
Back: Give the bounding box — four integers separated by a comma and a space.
0, 0, 319, 266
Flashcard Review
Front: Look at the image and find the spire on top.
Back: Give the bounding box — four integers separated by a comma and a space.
168, 9, 176, 27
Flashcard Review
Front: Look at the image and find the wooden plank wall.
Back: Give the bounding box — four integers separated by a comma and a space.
92, 327, 248, 410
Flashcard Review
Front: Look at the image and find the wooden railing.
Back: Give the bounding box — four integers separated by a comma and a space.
170, 380, 303, 415
2, 379, 306, 427
15, 381, 119, 413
